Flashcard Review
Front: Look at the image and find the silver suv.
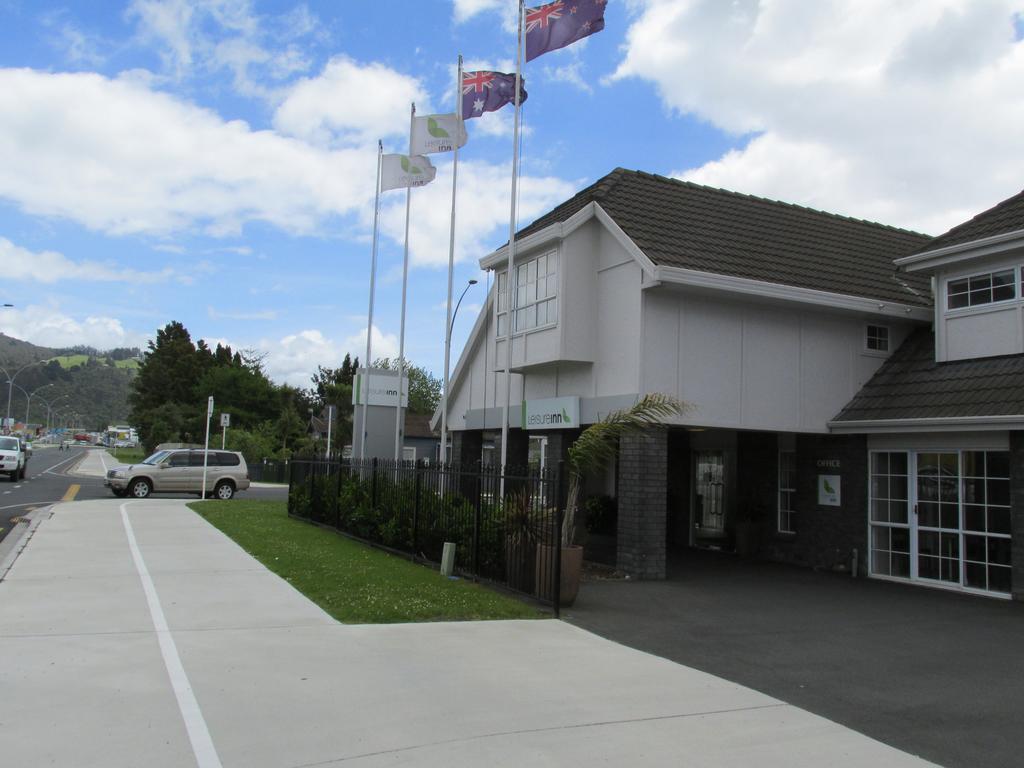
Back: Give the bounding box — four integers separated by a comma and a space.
106, 448, 250, 500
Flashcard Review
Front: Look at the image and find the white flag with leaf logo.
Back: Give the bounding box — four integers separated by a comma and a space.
380, 153, 437, 191
411, 113, 468, 155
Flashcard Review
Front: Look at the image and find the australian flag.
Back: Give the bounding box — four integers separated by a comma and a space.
461, 71, 528, 120
525, 0, 606, 62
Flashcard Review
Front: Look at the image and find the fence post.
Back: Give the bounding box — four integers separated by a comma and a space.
307, 458, 315, 520
287, 458, 295, 515
554, 460, 566, 618
332, 460, 341, 529
413, 460, 422, 556
371, 456, 379, 510
472, 464, 484, 580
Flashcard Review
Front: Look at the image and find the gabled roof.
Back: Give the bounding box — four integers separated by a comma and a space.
515, 168, 933, 307
832, 329, 1024, 424
911, 188, 1024, 254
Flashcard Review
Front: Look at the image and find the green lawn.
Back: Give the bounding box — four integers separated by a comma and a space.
109, 447, 147, 464
188, 500, 545, 624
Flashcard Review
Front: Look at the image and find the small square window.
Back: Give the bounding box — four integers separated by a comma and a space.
866, 324, 890, 352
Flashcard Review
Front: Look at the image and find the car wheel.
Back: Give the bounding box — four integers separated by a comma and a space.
9, 470, 16, 482
19, 466, 26, 480
129, 478, 152, 499
213, 480, 235, 500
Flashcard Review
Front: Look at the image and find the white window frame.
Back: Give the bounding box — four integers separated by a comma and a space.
778, 450, 796, 534
496, 249, 558, 337
945, 266, 1017, 312
864, 324, 890, 354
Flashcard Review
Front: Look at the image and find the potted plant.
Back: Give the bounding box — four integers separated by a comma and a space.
538, 394, 685, 606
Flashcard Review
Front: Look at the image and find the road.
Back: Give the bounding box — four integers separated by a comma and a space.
0, 446, 287, 544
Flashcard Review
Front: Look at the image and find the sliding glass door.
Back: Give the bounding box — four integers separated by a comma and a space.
869, 449, 1011, 596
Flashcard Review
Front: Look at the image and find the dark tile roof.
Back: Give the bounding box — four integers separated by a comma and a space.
911, 188, 1024, 254
404, 413, 438, 439
833, 329, 1024, 422
514, 168, 934, 307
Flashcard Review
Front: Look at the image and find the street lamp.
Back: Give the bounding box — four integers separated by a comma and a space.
1, 361, 45, 434
12, 381, 56, 428
440, 278, 478, 465
37, 393, 69, 433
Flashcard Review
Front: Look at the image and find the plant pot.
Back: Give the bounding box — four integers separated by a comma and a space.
535, 543, 584, 607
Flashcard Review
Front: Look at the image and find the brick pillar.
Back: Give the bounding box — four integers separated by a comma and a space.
617, 427, 669, 579
1009, 431, 1024, 600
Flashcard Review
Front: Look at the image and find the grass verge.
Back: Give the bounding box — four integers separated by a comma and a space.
188, 499, 545, 623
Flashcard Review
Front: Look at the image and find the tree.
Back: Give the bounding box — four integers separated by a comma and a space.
372, 358, 441, 414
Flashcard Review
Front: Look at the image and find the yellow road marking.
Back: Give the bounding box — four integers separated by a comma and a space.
61, 484, 80, 502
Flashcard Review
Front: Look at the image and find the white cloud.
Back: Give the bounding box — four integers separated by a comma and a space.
126, 0, 313, 94
377, 159, 576, 268
0, 303, 146, 350
0, 68, 376, 237
615, 0, 1024, 234
1, 236, 184, 284
273, 56, 428, 147
256, 326, 398, 386
453, 0, 518, 30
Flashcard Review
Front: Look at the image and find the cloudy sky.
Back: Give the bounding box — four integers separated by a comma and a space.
2, 0, 1023, 386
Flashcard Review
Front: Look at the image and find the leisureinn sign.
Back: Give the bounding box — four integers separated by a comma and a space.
521, 396, 580, 430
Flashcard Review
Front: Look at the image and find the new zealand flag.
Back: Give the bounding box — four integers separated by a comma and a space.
461, 71, 528, 120
525, 0, 606, 62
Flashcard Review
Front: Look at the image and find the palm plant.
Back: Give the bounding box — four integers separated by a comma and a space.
563, 393, 687, 547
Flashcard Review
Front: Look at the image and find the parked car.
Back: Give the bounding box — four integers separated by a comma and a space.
105, 448, 250, 500
0, 436, 26, 481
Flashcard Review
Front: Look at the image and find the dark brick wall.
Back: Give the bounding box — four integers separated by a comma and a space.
506, 428, 530, 468
1009, 431, 1024, 600
735, 432, 778, 550
763, 433, 868, 574
617, 427, 669, 579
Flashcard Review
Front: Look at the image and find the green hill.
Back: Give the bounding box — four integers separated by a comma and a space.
0, 333, 140, 430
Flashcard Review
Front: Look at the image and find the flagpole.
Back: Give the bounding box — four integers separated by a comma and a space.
395, 102, 415, 463
360, 141, 383, 463
441, 56, 463, 467
500, 0, 524, 486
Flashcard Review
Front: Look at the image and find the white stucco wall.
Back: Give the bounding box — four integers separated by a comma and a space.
641, 288, 919, 432
933, 249, 1024, 362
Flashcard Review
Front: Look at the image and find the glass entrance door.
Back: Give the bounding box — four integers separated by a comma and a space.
915, 453, 961, 584
694, 451, 725, 534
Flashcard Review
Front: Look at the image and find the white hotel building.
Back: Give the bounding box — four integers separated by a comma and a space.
440, 169, 1024, 600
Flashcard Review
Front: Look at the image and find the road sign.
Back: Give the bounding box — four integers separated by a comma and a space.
207, 396, 214, 417
220, 413, 231, 428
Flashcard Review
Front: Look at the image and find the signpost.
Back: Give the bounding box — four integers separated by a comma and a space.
220, 412, 230, 450
202, 396, 213, 498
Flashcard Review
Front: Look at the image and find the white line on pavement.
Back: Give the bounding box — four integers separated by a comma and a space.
119, 501, 223, 768
41, 452, 82, 476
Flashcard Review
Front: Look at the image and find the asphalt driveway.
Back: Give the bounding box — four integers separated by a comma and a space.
565, 549, 1024, 768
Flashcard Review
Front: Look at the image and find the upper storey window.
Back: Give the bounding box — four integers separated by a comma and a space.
497, 250, 558, 336
946, 268, 1015, 310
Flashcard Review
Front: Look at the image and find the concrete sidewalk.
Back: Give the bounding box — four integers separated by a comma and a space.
0, 499, 938, 767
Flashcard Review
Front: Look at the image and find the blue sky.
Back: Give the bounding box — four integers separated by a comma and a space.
2, 0, 1024, 386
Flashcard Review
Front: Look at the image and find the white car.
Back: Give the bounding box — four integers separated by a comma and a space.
0, 436, 26, 481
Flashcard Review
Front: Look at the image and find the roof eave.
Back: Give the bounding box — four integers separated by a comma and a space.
480, 202, 599, 271
828, 414, 1024, 434
652, 265, 933, 320
895, 228, 1024, 273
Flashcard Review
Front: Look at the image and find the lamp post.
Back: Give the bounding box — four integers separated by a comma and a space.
440, 278, 478, 465
1, 361, 44, 434
13, 381, 56, 428
40, 394, 69, 433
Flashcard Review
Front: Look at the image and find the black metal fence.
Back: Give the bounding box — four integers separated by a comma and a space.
249, 458, 290, 483
288, 458, 566, 614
